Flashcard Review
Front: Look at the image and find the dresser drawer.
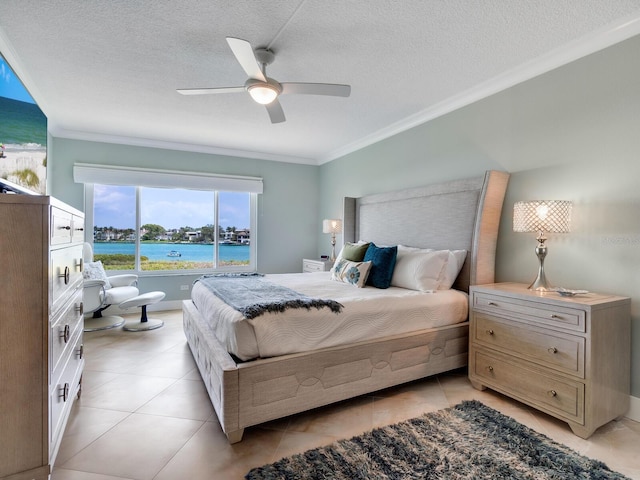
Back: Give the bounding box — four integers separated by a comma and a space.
473, 292, 586, 333
472, 349, 584, 423
51, 245, 84, 312
50, 328, 83, 453
50, 289, 84, 375
71, 213, 85, 243
51, 207, 73, 245
473, 313, 584, 377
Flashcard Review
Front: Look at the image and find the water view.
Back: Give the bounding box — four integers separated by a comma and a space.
94, 242, 249, 264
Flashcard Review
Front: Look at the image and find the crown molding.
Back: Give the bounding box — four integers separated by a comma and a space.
48, 125, 318, 166
318, 13, 640, 165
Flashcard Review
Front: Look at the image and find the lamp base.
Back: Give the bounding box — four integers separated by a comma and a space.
528, 239, 553, 291
528, 273, 553, 292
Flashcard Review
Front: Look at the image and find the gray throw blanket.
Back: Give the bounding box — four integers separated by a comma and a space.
195, 273, 343, 319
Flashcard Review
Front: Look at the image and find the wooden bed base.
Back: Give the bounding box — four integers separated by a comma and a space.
184, 299, 468, 443
183, 170, 509, 443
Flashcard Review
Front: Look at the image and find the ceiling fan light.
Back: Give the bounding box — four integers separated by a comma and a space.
248, 84, 279, 104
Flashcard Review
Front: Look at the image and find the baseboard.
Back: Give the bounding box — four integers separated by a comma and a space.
627, 394, 640, 423
146, 299, 183, 312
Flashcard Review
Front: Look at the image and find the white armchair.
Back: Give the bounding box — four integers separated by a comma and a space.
82, 243, 140, 331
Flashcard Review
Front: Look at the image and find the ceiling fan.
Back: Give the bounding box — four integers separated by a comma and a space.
177, 37, 351, 124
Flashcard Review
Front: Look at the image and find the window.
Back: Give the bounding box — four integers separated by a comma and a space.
87, 184, 256, 273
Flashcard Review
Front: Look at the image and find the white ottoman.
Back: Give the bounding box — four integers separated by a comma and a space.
119, 291, 166, 331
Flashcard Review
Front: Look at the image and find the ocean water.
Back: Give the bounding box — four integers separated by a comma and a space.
94, 242, 250, 263
0, 96, 47, 146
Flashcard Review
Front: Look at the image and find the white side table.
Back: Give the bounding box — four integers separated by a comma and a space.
302, 258, 333, 273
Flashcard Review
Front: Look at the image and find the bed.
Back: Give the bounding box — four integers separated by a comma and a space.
183, 170, 509, 443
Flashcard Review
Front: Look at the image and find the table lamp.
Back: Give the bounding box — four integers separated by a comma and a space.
323, 219, 342, 261
513, 200, 572, 291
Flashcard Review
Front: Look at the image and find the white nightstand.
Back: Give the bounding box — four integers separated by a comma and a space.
468, 282, 630, 438
302, 258, 333, 273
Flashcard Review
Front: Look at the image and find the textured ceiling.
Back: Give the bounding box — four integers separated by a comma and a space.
1, 1, 640, 164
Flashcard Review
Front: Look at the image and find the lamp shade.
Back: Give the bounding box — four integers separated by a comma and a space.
322, 219, 342, 234
513, 200, 572, 233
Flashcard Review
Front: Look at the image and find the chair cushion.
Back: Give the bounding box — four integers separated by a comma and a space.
83, 261, 112, 289
104, 286, 139, 305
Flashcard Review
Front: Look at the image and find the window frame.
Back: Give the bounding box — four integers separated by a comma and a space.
84, 183, 258, 275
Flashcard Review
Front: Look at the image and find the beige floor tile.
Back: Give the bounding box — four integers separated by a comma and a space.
55, 405, 130, 465
136, 378, 215, 420
51, 468, 135, 480
60, 413, 202, 480
79, 373, 176, 412
372, 377, 450, 428
285, 396, 374, 439
154, 421, 282, 480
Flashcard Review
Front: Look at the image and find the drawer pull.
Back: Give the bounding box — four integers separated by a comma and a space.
550, 314, 561, 319
76, 302, 84, 316
60, 266, 70, 284
548, 347, 558, 354
60, 324, 71, 343
487, 366, 494, 372
60, 225, 71, 231
548, 390, 557, 397
59, 383, 70, 402
76, 258, 84, 271
486, 329, 494, 335
75, 227, 84, 232
487, 301, 498, 306
76, 344, 84, 359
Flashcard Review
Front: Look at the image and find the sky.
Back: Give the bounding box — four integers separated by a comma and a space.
0, 57, 35, 103
94, 185, 250, 230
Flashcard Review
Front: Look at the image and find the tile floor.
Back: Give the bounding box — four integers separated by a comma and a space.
52, 310, 640, 480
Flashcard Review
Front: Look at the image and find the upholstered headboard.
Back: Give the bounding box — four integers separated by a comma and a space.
342, 170, 509, 292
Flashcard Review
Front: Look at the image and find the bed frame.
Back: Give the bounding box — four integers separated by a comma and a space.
183, 170, 509, 443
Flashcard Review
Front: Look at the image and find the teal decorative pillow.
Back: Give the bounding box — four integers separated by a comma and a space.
341, 242, 370, 262
363, 243, 398, 289
331, 259, 372, 288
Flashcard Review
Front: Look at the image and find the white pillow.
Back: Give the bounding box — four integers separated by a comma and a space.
331, 259, 372, 288
395, 246, 467, 290
440, 250, 467, 290
82, 260, 112, 289
391, 249, 449, 292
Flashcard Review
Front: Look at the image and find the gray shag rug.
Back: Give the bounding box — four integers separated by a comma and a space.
245, 400, 629, 480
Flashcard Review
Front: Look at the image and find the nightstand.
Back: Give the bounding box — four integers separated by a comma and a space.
468, 282, 630, 438
302, 258, 333, 273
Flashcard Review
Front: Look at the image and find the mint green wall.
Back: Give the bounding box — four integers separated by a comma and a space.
320, 34, 640, 398
48, 138, 320, 301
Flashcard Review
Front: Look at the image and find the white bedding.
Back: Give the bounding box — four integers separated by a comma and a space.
191, 271, 469, 361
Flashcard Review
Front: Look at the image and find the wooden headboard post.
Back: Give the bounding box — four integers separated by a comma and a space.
342, 170, 509, 292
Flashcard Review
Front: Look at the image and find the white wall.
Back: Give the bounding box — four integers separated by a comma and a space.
320, 34, 640, 398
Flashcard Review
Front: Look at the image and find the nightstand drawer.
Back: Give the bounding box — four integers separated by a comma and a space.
472, 350, 584, 423
473, 313, 584, 377
473, 292, 586, 333
302, 259, 332, 272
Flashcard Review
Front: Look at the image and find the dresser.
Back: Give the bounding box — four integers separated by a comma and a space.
468, 282, 630, 438
302, 258, 333, 272
0, 194, 85, 480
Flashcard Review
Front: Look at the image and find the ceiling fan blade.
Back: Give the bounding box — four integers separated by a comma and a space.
265, 100, 286, 124
226, 37, 267, 82
280, 83, 351, 97
177, 86, 245, 95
